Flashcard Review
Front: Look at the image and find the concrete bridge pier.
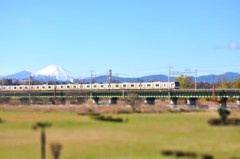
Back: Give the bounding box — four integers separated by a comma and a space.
237, 99, 240, 107
61, 98, 66, 105
187, 98, 197, 107
144, 98, 155, 105
170, 98, 178, 108
92, 98, 99, 104
219, 98, 228, 108
109, 98, 118, 104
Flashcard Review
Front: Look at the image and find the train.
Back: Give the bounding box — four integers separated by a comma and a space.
0, 81, 180, 91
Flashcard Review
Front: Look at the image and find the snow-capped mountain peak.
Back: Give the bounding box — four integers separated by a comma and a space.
34, 65, 74, 81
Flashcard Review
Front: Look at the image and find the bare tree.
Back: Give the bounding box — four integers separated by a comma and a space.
33, 122, 52, 159
50, 143, 62, 159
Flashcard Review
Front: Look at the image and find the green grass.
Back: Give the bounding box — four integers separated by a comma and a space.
0, 110, 240, 159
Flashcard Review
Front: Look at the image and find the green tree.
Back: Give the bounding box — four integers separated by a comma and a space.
127, 93, 141, 110
128, 93, 138, 107
218, 106, 231, 124
220, 81, 231, 89
174, 75, 193, 89
233, 79, 240, 88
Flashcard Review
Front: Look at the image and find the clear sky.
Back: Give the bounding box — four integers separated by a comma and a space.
0, 0, 240, 78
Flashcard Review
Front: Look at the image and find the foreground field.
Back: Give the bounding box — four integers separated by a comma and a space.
0, 108, 240, 159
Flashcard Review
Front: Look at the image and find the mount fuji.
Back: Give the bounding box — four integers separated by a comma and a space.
33, 65, 75, 81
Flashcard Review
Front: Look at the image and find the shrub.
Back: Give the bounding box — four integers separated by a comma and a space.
161, 150, 197, 158
0, 117, 4, 123
90, 115, 127, 123
202, 154, 214, 159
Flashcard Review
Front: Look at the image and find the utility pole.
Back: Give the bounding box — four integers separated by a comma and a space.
53, 75, 56, 104
29, 76, 32, 105
90, 70, 94, 99
108, 69, 112, 84
90, 70, 94, 90
1, 79, 3, 103
168, 66, 171, 102
116, 73, 118, 82
212, 84, 216, 102
1, 79, 3, 91
195, 70, 197, 91
168, 66, 171, 91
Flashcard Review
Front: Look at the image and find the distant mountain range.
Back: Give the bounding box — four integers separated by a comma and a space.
92, 72, 240, 83
3, 71, 32, 80
0, 65, 240, 83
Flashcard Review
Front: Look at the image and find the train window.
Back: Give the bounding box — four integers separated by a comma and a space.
61, 86, 64, 88
48, 86, 51, 88
131, 84, 134, 87
14, 87, 17, 89
155, 84, 159, 87
115, 85, 119, 87
19, 87, 22, 89
94, 85, 97, 88
37, 86, 39, 89
123, 84, 126, 87
80, 85, 83, 88
42, 86, 45, 89
67, 86, 70, 88
87, 85, 90, 88
3, 87, 5, 89
101, 85, 104, 88
73, 86, 76, 88
108, 85, 111, 87
139, 84, 142, 87
25, 87, 28, 89
147, 84, 151, 87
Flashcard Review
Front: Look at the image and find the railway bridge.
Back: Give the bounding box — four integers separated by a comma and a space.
1, 89, 240, 107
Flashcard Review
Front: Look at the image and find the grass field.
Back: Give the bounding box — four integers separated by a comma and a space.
0, 108, 240, 159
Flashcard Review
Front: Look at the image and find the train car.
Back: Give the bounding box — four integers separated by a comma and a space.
0, 81, 180, 91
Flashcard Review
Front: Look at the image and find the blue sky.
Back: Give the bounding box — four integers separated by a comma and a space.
0, 0, 239, 77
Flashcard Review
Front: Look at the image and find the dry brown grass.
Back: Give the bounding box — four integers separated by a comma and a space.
0, 98, 239, 114
0, 104, 206, 114
0, 104, 134, 114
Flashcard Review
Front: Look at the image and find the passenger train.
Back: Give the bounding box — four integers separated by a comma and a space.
0, 81, 180, 91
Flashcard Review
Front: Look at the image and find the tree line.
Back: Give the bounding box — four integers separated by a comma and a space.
175, 75, 240, 89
